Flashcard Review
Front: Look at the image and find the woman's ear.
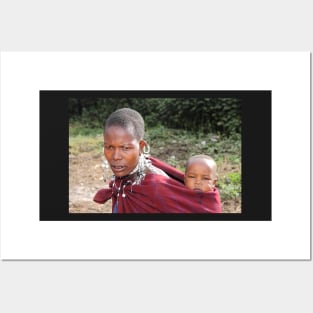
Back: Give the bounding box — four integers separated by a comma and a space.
139, 140, 146, 153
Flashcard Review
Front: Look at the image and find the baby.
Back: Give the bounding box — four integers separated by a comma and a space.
184, 154, 218, 192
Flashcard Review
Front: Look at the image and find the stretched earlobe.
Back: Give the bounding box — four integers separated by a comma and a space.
140, 140, 150, 155
143, 144, 150, 155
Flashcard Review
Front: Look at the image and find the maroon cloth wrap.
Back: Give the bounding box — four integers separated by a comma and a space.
93, 156, 222, 213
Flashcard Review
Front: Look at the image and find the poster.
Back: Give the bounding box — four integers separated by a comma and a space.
0, 52, 310, 260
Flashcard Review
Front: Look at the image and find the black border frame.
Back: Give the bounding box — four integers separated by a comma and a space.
40, 90, 271, 221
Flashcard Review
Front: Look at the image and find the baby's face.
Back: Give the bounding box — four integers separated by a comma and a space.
184, 159, 216, 192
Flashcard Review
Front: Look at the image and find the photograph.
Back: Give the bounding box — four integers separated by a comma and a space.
1, 51, 308, 260
69, 95, 242, 214
40, 90, 271, 221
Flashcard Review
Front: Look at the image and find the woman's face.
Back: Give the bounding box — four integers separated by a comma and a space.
104, 126, 144, 177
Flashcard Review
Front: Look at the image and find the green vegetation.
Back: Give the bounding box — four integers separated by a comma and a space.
69, 123, 103, 155
69, 97, 241, 137
146, 127, 241, 201
218, 172, 241, 201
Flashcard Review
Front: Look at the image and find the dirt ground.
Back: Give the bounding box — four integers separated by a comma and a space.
69, 152, 241, 214
69, 151, 112, 213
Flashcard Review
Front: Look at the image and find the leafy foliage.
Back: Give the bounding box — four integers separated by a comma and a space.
217, 172, 241, 201
69, 97, 241, 137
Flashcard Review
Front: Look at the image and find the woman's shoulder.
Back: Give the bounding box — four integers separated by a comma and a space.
148, 156, 185, 182
146, 164, 169, 177
143, 171, 184, 188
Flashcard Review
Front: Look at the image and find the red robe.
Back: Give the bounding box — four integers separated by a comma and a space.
93, 156, 222, 213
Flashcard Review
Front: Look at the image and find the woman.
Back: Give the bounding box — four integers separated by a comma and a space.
93, 108, 221, 213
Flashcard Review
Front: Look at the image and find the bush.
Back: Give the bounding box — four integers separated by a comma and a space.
218, 172, 241, 200
69, 97, 241, 137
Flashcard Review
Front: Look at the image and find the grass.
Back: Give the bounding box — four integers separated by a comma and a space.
69, 135, 103, 155
146, 127, 241, 201
69, 123, 241, 202
69, 123, 103, 155
69, 122, 103, 137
